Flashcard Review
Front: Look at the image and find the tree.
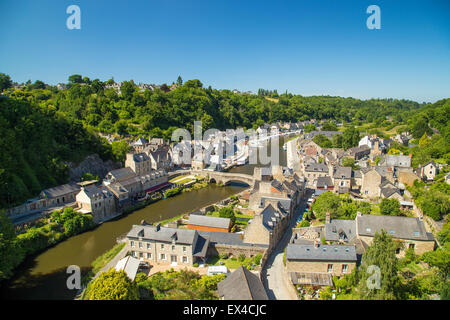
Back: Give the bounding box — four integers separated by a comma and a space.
313, 134, 333, 148
342, 126, 360, 150
304, 124, 316, 133
218, 206, 235, 224
311, 192, 341, 220
0, 73, 12, 91
68, 74, 83, 84
0, 211, 24, 281
120, 81, 135, 101
184, 79, 203, 88
84, 269, 139, 300
176, 76, 183, 86
321, 121, 338, 131
379, 198, 402, 216
111, 140, 131, 163
357, 230, 401, 299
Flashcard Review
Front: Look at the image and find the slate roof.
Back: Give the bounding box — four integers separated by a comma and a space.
127, 225, 197, 245
81, 186, 113, 199
261, 204, 282, 231
305, 163, 328, 173
333, 166, 352, 179
384, 155, 411, 168
132, 152, 151, 162
115, 256, 140, 281
286, 243, 357, 262
356, 214, 434, 241
217, 266, 268, 300
197, 230, 269, 248
188, 215, 231, 229
316, 176, 333, 188
324, 219, 357, 242
381, 187, 401, 198
107, 167, 136, 180
41, 183, 80, 199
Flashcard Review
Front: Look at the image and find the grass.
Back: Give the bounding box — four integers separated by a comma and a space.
208, 256, 258, 270
91, 242, 126, 274
159, 213, 186, 226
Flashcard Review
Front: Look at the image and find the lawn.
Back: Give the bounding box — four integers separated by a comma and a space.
91, 242, 126, 274
207, 255, 259, 270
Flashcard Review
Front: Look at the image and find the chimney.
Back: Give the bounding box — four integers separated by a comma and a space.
325, 212, 331, 224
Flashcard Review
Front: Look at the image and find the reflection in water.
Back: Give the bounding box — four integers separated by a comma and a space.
1, 184, 245, 300
1, 136, 289, 300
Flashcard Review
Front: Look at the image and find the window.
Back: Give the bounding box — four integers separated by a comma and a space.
395, 248, 401, 254
139, 252, 143, 258
366, 227, 371, 233
172, 245, 176, 251
146, 253, 152, 259
147, 243, 151, 249
182, 256, 188, 263
409, 243, 415, 249
342, 264, 348, 274
160, 253, 166, 260
389, 230, 395, 235
183, 246, 186, 252
139, 242, 142, 248
327, 264, 333, 273
130, 241, 135, 248
161, 244, 164, 249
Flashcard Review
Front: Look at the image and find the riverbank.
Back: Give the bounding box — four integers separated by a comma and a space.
0, 183, 247, 300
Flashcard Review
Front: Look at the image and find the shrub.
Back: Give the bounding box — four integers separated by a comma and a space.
299, 220, 310, 227
193, 263, 199, 267
238, 254, 246, 262
253, 254, 262, 266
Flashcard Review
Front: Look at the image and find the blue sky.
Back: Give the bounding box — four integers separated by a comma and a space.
1, 0, 449, 102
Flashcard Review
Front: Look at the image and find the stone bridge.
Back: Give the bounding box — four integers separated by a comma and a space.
191, 170, 255, 187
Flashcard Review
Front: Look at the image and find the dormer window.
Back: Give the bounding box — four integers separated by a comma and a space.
366, 228, 371, 233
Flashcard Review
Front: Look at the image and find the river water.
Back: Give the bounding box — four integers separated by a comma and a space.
0, 135, 289, 300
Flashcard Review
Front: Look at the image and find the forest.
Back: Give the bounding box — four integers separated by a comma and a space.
0, 72, 448, 209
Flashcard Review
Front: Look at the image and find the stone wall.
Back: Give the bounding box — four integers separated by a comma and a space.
68, 154, 121, 182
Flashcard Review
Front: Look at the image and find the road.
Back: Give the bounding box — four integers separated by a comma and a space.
262, 191, 311, 300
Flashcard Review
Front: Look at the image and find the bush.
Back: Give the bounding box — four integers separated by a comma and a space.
238, 254, 246, 262
193, 263, 199, 267
299, 220, 310, 227
253, 254, 262, 266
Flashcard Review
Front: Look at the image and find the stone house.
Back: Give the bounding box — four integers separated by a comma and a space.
286, 242, 357, 277
243, 203, 287, 252
104, 167, 142, 198
125, 152, 152, 175
75, 186, 116, 223
355, 213, 435, 256
146, 145, 173, 171
39, 183, 81, 207
332, 166, 352, 194
132, 137, 148, 153
360, 166, 395, 198
126, 224, 209, 266
417, 161, 438, 181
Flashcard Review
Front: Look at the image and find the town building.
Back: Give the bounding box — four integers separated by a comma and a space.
75, 185, 117, 223
217, 266, 268, 300
187, 215, 232, 233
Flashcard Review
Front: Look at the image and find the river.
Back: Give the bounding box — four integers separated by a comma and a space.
0, 135, 290, 300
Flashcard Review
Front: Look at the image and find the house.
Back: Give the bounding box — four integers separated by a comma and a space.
243, 203, 287, 251
115, 256, 140, 281
75, 186, 117, 223
217, 266, 268, 300
332, 166, 352, 194
344, 145, 371, 160
104, 167, 142, 198
355, 213, 435, 256
146, 145, 172, 171
304, 163, 329, 182
286, 242, 357, 277
360, 166, 394, 198
125, 152, 152, 175
40, 183, 81, 207
382, 154, 412, 168
133, 137, 148, 153
187, 215, 232, 233
316, 176, 334, 191
417, 161, 438, 181
126, 224, 210, 266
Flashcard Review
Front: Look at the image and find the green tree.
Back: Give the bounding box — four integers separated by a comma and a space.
0, 73, 12, 91
68, 74, 83, 84
311, 192, 341, 220
0, 211, 24, 281
342, 126, 360, 150
379, 198, 402, 216
357, 231, 401, 299
218, 206, 236, 224
176, 76, 183, 86
84, 269, 139, 300
111, 140, 131, 163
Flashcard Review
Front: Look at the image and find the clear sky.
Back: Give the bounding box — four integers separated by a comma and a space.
1, 0, 449, 102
